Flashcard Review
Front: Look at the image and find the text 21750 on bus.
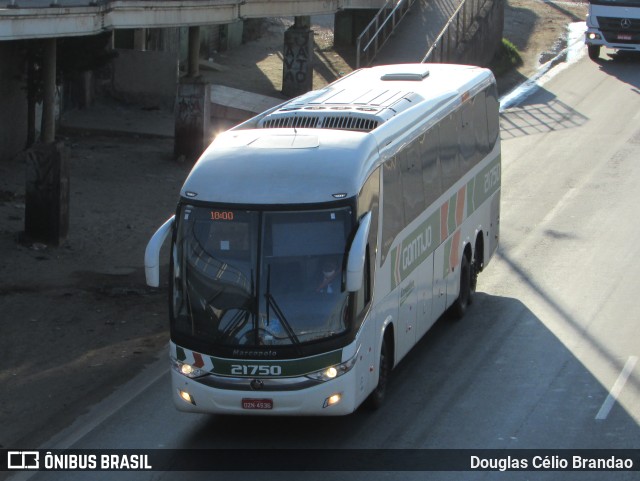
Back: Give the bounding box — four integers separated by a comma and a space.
145, 63, 501, 415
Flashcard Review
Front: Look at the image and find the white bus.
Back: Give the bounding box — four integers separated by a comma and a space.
585, 0, 640, 60
145, 63, 501, 415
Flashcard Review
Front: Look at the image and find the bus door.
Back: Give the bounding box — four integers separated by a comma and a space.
397, 276, 417, 359
416, 255, 435, 340
432, 243, 448, 319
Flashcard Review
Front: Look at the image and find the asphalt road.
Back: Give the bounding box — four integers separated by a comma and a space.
7, 51, 640, 481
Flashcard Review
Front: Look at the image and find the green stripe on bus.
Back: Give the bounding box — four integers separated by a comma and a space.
206, 349, 343, 378
176, 346, 186, 362
472, 155, 501, 212
390, 209, 440, 289
466, 178, 476, 214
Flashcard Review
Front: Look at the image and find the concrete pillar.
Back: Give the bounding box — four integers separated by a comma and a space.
133, 28, 147, 51
26, 52, 37, 148
282, 16, 314, 98
188, 26, 200, 78
41, 38, 56, 144
26, 39, 69, 245
24, 142, 69, 246
174, 80, 211, 161
175, 26, 209, 161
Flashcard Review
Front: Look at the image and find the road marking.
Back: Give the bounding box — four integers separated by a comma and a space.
595, 356, 638, 420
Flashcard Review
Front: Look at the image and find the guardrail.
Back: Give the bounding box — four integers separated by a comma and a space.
421, 0, 489, 63
355, 0, 415, 68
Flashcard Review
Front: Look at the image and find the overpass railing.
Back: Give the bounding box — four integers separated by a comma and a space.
356, 0, 416, 68
421, 0, 490, 63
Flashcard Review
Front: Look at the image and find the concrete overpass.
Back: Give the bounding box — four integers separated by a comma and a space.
0, 0, 386, 148
0, 0, 385, 40
0, 0, 390, 245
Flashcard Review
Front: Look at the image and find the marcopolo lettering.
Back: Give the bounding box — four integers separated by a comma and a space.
232, 349, 278, 358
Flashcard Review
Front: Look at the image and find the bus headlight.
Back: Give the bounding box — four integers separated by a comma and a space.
323, 393, 342, 408
173, 360, 208, 379
588, 32, 601, 40
306, 349, 359, 382
179, 390, 196, 405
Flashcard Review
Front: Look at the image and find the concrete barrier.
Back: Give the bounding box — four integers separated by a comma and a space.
210, 85, 283, 122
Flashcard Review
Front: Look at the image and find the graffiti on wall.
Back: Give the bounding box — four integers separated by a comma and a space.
283, 28, 313, 96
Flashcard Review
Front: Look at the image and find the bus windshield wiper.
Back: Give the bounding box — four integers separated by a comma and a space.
218, 308, 251, 341
265, 264, 302, 353
218, 270, 255, 342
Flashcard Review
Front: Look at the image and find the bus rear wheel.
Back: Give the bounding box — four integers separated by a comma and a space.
450, 255, 471, 320
365, 337, 390, 410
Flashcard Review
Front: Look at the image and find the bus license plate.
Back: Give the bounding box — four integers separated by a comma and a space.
242, 398, 273, 410
618, 34, 632, 40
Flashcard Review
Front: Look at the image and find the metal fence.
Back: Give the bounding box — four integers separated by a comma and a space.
355, 0, 416, 68
421, 0, 489, 63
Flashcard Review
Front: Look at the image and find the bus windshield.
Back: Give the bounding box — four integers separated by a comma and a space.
171, 204, 353, 351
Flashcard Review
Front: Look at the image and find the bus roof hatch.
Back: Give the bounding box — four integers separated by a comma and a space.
380, 65, 430, 81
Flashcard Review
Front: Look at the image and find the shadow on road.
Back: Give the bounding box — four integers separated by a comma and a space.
500, 87, 589, 140
179, 287, 639, 453
595, 52, 640, 95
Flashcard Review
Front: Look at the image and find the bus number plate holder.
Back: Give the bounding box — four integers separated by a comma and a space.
242, 398, 273, 410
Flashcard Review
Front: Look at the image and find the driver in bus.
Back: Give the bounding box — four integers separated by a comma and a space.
316, 258, 339, 294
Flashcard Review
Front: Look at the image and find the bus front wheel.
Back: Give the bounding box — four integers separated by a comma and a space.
365, 337, 390, 410
588, 45, 601, 60
450, 255, 471, 320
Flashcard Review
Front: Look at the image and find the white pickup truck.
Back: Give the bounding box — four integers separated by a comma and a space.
585, 0, 640, 60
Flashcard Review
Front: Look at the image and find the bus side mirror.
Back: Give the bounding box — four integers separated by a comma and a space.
346, 212, 372, 292
145, 216, 175, 287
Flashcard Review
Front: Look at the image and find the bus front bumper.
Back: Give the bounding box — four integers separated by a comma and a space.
585, 29, 640, 51
171, 369, 360, 416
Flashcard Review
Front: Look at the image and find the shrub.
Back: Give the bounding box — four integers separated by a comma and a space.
490, 38, 523, 76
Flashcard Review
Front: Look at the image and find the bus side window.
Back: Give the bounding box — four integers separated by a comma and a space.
460, 99, 476, 169
381, 157, 404, 264
485, 85, 500, 150
421, 127, 441, 206
400, 138, 425, 225
440, 111, 460, 191
473, 91, 490, 157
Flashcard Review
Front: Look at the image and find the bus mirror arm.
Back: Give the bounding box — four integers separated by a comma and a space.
346, 212, 372, 292
144, 216, 175, 287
